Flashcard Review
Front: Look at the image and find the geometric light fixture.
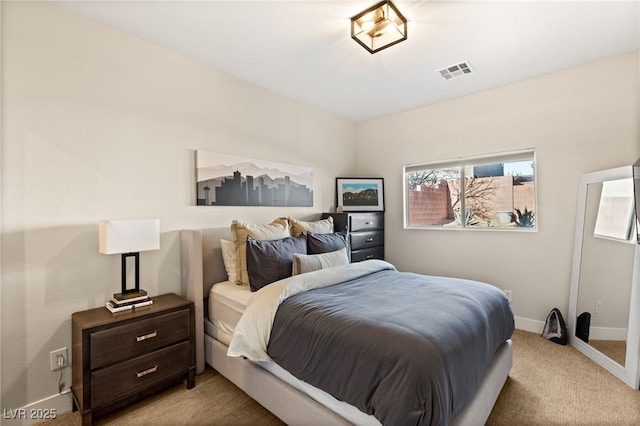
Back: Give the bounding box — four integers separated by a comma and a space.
351, 1, 407, 54
99, 219, 160, 299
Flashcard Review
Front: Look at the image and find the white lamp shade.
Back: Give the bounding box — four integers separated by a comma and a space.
99, 219, 160, 254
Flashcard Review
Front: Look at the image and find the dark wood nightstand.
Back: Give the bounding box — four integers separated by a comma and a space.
71, 293, 195, 426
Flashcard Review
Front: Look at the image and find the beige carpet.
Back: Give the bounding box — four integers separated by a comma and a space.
486, 330, 640, 425
40, 330, 640, 425
589, 340, 626, 367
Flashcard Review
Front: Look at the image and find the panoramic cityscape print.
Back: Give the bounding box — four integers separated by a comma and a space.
196, 150, 313, 206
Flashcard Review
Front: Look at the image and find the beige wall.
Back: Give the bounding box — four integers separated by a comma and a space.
0, 2, 355, 412
356, 50, 640, 328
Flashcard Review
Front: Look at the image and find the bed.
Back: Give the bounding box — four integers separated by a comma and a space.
180, 221, 514, 426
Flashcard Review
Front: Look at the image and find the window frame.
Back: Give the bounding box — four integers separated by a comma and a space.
403, 149, 537, 231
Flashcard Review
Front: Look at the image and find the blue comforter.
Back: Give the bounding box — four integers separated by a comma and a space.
267, 268, 514, 426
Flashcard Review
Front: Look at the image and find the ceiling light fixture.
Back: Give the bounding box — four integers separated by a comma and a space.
351, 1, 407, 54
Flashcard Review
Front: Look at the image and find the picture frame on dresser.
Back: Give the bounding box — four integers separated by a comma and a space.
336, 177, 384, 212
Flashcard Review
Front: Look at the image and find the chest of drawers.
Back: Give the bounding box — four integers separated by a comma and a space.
322, 212, 384, 262
71, 293, 195, 425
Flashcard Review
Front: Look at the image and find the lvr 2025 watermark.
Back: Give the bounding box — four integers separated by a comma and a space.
2, 408, 57, 420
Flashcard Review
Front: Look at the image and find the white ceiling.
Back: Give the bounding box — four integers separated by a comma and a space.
51, 1, 640, 123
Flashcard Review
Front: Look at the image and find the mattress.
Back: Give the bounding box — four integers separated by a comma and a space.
206, 280, 380, 425
207, 280, 252, 345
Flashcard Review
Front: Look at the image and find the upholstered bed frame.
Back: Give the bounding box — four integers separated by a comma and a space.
180, 228, 513, 425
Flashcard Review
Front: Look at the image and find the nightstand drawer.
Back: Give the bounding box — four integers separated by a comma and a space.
350, 231, 384, 250
350, 214, 383, 231
90, 309, 190, 369
91, 341, 190, 407
351, 246, 384, 262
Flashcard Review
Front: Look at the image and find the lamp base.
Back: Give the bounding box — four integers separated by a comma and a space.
113, 289, 148, 302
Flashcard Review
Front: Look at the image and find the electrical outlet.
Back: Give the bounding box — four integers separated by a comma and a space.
50, 348, 68, 371
503, 289, 513, 304
595, 300, 602, 314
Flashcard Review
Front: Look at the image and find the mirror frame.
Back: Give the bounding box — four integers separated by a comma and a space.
568, 166, 640, 389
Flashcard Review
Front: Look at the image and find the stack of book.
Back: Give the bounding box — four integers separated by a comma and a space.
106, 290, 153, 313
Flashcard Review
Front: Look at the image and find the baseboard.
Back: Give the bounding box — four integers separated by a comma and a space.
2, 391, 73, 425
515, 316, 544, 334
513, 316, 627, 341
587, 326, 627, 341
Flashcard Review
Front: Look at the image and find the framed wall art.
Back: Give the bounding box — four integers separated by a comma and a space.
336, 177, 384, 212
196, 150, 313, 207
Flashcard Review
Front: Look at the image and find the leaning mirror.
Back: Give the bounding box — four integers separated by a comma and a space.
569, 166, 640, 389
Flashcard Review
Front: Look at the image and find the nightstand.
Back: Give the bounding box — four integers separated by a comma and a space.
71, 293, 195, 426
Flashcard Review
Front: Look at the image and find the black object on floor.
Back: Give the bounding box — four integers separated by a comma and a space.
541, 308, 567, 345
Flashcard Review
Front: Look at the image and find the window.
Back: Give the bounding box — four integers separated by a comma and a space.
404, 149, 536, 230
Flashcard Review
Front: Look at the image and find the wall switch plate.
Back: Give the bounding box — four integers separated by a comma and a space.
50, 347, 68, 371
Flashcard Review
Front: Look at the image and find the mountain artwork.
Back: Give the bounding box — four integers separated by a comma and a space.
196, 150, 313, 207
336, 178, 384, 212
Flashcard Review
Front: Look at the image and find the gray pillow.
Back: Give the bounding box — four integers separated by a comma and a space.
245, 235, 307, 292
230, 218, 290, 286
307, 231, 348, 254
292, 248, 350, 275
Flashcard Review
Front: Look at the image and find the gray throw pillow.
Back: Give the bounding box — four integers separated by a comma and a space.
245, 235, 307, 292
307, 231, 348, 254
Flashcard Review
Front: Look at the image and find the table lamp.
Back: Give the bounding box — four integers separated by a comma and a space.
99, 219, 160, 300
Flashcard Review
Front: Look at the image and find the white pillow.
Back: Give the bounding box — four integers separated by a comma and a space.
292, 248, 349, 275
220, 239, 237, 283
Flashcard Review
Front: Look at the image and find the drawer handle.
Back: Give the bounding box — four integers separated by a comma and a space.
365, 221, 373, 225
366, 238, 374, 242
136, 365, 158, 378
136, 331, 157, 342
366, 254, 374, 259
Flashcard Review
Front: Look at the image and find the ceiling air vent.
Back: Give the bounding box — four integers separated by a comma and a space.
437, 61, 474, 80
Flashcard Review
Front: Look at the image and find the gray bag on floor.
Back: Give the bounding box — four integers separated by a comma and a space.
541, 308, 567, 345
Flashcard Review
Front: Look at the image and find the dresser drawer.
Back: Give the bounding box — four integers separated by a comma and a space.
350, 231, 384, 251
91, 341, 190, 407
90, 309, 190, 369
351, 246, 384, 262
349, 214, 383, 232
